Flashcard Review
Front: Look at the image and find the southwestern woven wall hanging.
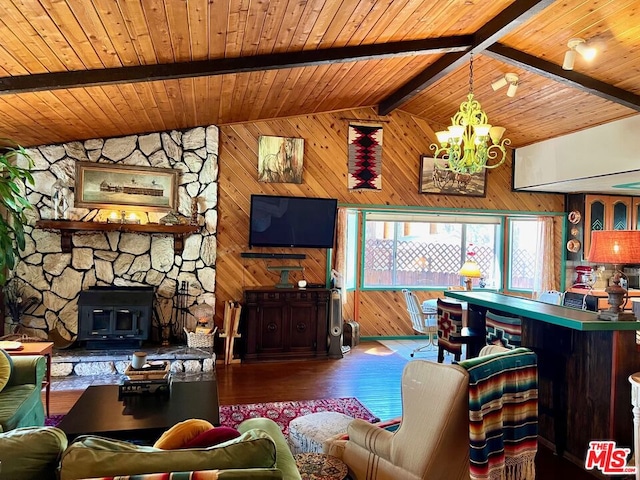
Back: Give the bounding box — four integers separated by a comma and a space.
258, 135, 304, 183
348, 123, 383, 190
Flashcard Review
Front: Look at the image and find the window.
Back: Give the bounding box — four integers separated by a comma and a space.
507, 218, 543, 291
361, 212, 501, 289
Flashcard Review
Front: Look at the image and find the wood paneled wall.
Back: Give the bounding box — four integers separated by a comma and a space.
217, 107, 565, 336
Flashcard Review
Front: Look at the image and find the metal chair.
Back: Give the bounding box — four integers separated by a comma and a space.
402, 289, 437, 357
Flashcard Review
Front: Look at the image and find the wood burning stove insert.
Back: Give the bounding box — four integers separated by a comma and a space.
78, 286, 155, 349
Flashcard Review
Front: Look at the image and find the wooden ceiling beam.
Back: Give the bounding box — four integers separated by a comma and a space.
484, 43, 640, 112
0, 36, 472, 95
378, 0, 558, 115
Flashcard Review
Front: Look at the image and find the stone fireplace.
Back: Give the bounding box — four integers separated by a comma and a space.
11, 125, 219, 343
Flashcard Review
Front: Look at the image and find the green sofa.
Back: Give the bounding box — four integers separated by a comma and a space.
0, 354, 46, 431
57, 417, 303, 480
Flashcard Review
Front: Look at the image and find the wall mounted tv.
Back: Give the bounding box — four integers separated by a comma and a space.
249, 194, 338, 248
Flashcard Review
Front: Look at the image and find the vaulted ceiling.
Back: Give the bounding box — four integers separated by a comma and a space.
1, 0, 638, 149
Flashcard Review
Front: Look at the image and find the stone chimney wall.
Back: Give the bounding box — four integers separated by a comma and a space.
10, 126, 218, 343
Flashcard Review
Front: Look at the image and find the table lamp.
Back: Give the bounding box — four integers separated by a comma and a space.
459, 251, 483, 291
587, 230, 640, 321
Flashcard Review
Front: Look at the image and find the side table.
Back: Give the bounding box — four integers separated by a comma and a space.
8, 342, 54, 417
294, 452, 348, 480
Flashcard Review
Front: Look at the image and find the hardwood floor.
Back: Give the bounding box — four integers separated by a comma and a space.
49, 340, 598, 479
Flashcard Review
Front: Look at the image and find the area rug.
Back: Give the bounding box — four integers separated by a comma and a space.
45, 397, 379, 437
220, 397, 379, 436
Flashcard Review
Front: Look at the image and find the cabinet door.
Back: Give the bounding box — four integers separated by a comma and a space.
285, 298, 318, 353
584, 195, 632, 257
256, 302, 286, 354
611, 197, 631, 230
584, 195, 606, 256
633, 198, 640, 230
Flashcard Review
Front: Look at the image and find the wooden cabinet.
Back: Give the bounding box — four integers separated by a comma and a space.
566, 194, 635, 260
583, 194, 632, 256
242, 288, 330, 362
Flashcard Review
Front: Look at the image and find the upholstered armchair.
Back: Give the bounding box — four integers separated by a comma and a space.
325, 360, 471, 480
326, 347, 538, 480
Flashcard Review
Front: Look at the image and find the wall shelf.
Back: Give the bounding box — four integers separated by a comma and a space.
35, 220, 200, 254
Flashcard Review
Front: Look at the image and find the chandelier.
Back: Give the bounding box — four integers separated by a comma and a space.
430, 56, 510, 174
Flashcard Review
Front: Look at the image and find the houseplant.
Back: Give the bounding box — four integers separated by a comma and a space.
0, 140, 34, 286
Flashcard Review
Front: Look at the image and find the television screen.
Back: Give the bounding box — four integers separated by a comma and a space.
249, 195, 338, 248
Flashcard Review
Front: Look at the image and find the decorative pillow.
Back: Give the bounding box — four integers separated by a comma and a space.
0, 348, 14, 392
59, 429, 277, 480
153, 418, 215, 450
183, 427, 242, 449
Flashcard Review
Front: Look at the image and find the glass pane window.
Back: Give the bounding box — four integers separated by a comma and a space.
508, 219, 541, 291
362, 215, 500, 289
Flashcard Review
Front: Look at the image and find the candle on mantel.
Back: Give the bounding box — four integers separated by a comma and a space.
107, 211, 120, 223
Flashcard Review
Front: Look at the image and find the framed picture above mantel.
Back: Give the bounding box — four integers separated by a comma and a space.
75, 162, 179, 211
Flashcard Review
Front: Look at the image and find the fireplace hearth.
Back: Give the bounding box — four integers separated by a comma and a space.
78, 286, 155, 349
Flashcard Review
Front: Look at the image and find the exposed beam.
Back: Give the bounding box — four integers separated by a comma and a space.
378, 0, 558, 115
0, 37, 472, 95
485, 43, 640, 112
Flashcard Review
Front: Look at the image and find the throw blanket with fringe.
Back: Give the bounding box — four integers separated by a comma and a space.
459, 347, 538, 480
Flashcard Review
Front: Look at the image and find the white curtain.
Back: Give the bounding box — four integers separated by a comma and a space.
532, 216, 557, 297
332, 207, 348, 303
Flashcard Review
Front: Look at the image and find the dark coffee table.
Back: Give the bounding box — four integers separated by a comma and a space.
58, 379, 219, 442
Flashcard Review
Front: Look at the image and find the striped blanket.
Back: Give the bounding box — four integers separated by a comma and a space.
458, 347, 538, 480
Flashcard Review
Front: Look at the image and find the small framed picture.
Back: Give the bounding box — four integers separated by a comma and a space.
419, 155, 487, 197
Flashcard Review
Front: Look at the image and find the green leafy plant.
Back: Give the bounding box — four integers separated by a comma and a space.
0, 140, 34, 286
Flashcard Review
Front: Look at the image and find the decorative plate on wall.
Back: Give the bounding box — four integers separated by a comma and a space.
568, 210, 581, 224
567, 239, 581, 253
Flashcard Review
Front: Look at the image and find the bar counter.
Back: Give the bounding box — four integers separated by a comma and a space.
444, 290, 640, 469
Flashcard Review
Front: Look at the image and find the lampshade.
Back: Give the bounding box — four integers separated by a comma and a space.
459, 260, 483, 278
587, 230, 640, 265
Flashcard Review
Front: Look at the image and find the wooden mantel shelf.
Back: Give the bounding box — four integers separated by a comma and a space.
35, 220, 200, 254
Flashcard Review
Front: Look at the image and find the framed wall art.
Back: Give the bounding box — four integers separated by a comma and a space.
419, 155, 487, 197
75, 162, 179, 211
257, 136, 304, 183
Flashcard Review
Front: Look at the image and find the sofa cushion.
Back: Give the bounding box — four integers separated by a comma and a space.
59, 428, 278, 480
153, 418, 215, 449
183, 426, 242, 448
0, 349, 13, 392
0, 384, 43, 431
0, 426, 68, 480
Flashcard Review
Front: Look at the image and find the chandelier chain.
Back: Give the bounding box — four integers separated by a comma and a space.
469, 54, 473, 94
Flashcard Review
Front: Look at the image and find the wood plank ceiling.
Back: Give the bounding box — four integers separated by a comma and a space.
0, 0, 638, 149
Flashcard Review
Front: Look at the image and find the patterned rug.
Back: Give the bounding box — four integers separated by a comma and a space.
219, 397, 379, 436
46, 397, 379, 437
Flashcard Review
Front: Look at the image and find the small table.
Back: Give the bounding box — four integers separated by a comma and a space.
295, 453, 348, 480
7, 341, 53, 417
58, 379, 220, 442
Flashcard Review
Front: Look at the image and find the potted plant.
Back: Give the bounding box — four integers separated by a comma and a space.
0, 140, 34, 286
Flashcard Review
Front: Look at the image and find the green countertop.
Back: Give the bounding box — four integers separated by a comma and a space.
443, 290, 640, 331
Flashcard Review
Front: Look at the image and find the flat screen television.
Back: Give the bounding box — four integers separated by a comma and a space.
249, 194, 338, 248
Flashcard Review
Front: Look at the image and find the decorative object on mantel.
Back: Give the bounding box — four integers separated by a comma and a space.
430, 55, 510, 175
587, 230, 640, 321
51, 179, 73, 220
159, 211, 181, 225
